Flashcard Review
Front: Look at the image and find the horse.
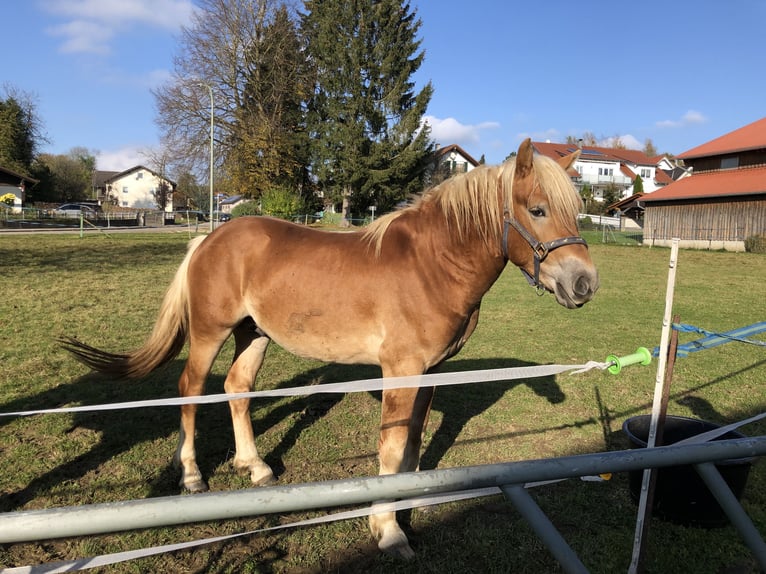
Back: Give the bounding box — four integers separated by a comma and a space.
61, 138, 599, 558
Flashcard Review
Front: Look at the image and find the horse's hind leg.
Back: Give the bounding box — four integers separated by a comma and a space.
174, 335, 226, 492
225, 321, 274, 486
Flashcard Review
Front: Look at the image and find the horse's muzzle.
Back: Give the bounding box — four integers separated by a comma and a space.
551, 264, 600, 309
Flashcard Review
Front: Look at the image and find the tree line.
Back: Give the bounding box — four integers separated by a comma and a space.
1, 0, 434, 218
156, 0, 433, 219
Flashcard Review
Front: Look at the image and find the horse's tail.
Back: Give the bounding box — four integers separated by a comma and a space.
60, 235, 207, 379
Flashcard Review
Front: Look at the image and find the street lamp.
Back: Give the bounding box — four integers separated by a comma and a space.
198, 82, 214, 231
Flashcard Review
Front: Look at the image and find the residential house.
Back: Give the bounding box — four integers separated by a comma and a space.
532, 142, 675, 206
219, 194, 247, 214
101, 166, 176, 211
642, 116, 766, 251
427, 144, 481, 185
0, 165, 38, 212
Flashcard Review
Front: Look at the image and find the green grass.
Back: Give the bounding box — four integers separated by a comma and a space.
0, 232, 764, 573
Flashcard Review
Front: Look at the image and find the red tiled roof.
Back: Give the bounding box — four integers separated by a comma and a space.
434, 143, 480, 166
654, 169, 674, 185
620, 165, 636, 180
607, 148, 657, 165
642, 166, 766, 202
679, 117, 766, 159
532, 141, 659, 166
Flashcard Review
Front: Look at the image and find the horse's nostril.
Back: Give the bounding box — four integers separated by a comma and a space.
574, 275, 591, 297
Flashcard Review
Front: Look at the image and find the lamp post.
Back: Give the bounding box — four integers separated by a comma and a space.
198, 83, 214, 232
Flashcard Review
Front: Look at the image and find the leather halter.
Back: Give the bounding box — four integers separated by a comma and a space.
502, 211, 588, 293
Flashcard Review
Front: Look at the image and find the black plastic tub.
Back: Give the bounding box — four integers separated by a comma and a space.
622, 415, 753, 528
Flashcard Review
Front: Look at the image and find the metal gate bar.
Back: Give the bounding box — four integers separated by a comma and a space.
695, 462, 766, 570
1, 437, 764, 571
502, 484, 589, 574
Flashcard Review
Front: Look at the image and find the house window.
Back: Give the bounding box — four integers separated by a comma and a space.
721, 156, 739, 169
122, 201, 128, 207
122, 186, 128, 193
137, 172, 143, 179
640, 168, 651, 178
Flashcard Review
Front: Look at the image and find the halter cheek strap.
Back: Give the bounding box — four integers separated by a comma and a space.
502, 213, 588, 293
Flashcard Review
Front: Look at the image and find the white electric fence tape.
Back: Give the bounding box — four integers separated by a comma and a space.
0, 361, 611, 418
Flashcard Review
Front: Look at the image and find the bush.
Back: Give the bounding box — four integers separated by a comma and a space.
261, 186, 303, 220
231, 200, 261, 218
744, 234, 766, 253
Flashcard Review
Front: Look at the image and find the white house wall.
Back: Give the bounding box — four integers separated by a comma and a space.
111, 168, 173, 211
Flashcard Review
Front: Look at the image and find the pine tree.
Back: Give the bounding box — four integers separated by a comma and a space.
0, 96, 37, 174
230, 5, 312, 198
302, 0, 433, 218
633, 174, 644, 195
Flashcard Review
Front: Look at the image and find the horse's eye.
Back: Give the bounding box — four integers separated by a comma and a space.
529, 207, 546, 218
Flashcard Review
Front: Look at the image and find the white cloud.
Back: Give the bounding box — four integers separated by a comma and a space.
48, 20, 114, 55
599, 134, 642, 149
656, 110, 708, 129
42, 0, 196, 54
97, 146, 149, 171
422, 115, 500, 147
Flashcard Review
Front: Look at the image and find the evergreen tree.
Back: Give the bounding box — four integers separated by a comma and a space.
0, 95, 37, 174
229, 5, 312, 198
632, 174, 644, 195
302, 0, 433, 218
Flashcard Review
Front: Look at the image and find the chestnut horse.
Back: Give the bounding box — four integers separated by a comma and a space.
61, 139, 598, 558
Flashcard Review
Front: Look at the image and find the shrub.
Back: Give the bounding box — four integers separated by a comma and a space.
744, 234, 766, 253
261, 186, 303, 220
231, 200, 261, 218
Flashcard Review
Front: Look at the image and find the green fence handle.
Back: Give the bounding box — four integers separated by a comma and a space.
605, 347, 652, 375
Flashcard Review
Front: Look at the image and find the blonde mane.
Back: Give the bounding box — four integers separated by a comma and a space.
363, 154, 582, 255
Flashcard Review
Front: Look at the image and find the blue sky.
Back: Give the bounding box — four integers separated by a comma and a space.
3, 0, 765, 171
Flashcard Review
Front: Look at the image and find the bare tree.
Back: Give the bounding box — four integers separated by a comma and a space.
143, 146, 174, 210
153, 0, 308, 197
643, 138, 658, 157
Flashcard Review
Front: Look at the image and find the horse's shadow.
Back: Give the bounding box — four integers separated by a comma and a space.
0, 357, 565, 512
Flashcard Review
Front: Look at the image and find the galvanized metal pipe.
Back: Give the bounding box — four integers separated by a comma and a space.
502, 484, 589, 574
1, 437, 764, 544
695, 462, 766, 571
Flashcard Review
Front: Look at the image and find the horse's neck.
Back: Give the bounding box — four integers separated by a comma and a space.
412, 204, 506, 300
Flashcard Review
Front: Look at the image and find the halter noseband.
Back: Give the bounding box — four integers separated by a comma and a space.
502, 212, 587, 294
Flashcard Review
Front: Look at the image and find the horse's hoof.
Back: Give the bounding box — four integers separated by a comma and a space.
235, 460, 276, 486
377, 527, 415, 560
183, 479, 209, 493
251, 469, 277, 486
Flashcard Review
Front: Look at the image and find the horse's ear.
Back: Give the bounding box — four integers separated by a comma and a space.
515, 138, 534, 177
557, 149, 581, 171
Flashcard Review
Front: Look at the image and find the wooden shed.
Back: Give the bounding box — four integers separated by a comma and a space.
642, 117, 766, 251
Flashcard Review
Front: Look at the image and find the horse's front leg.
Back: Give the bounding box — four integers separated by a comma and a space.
225, 330, 274, 486
370, 382, 435, 559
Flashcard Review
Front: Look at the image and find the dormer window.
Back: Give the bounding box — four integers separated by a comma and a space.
721, 156, 739, 170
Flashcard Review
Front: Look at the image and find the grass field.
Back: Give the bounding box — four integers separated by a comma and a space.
0, 230, 764, 573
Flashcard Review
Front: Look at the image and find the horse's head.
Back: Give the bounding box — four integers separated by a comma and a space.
502, 139, 599, 308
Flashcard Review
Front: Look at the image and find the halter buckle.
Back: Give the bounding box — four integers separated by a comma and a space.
502, 215, 587, 292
